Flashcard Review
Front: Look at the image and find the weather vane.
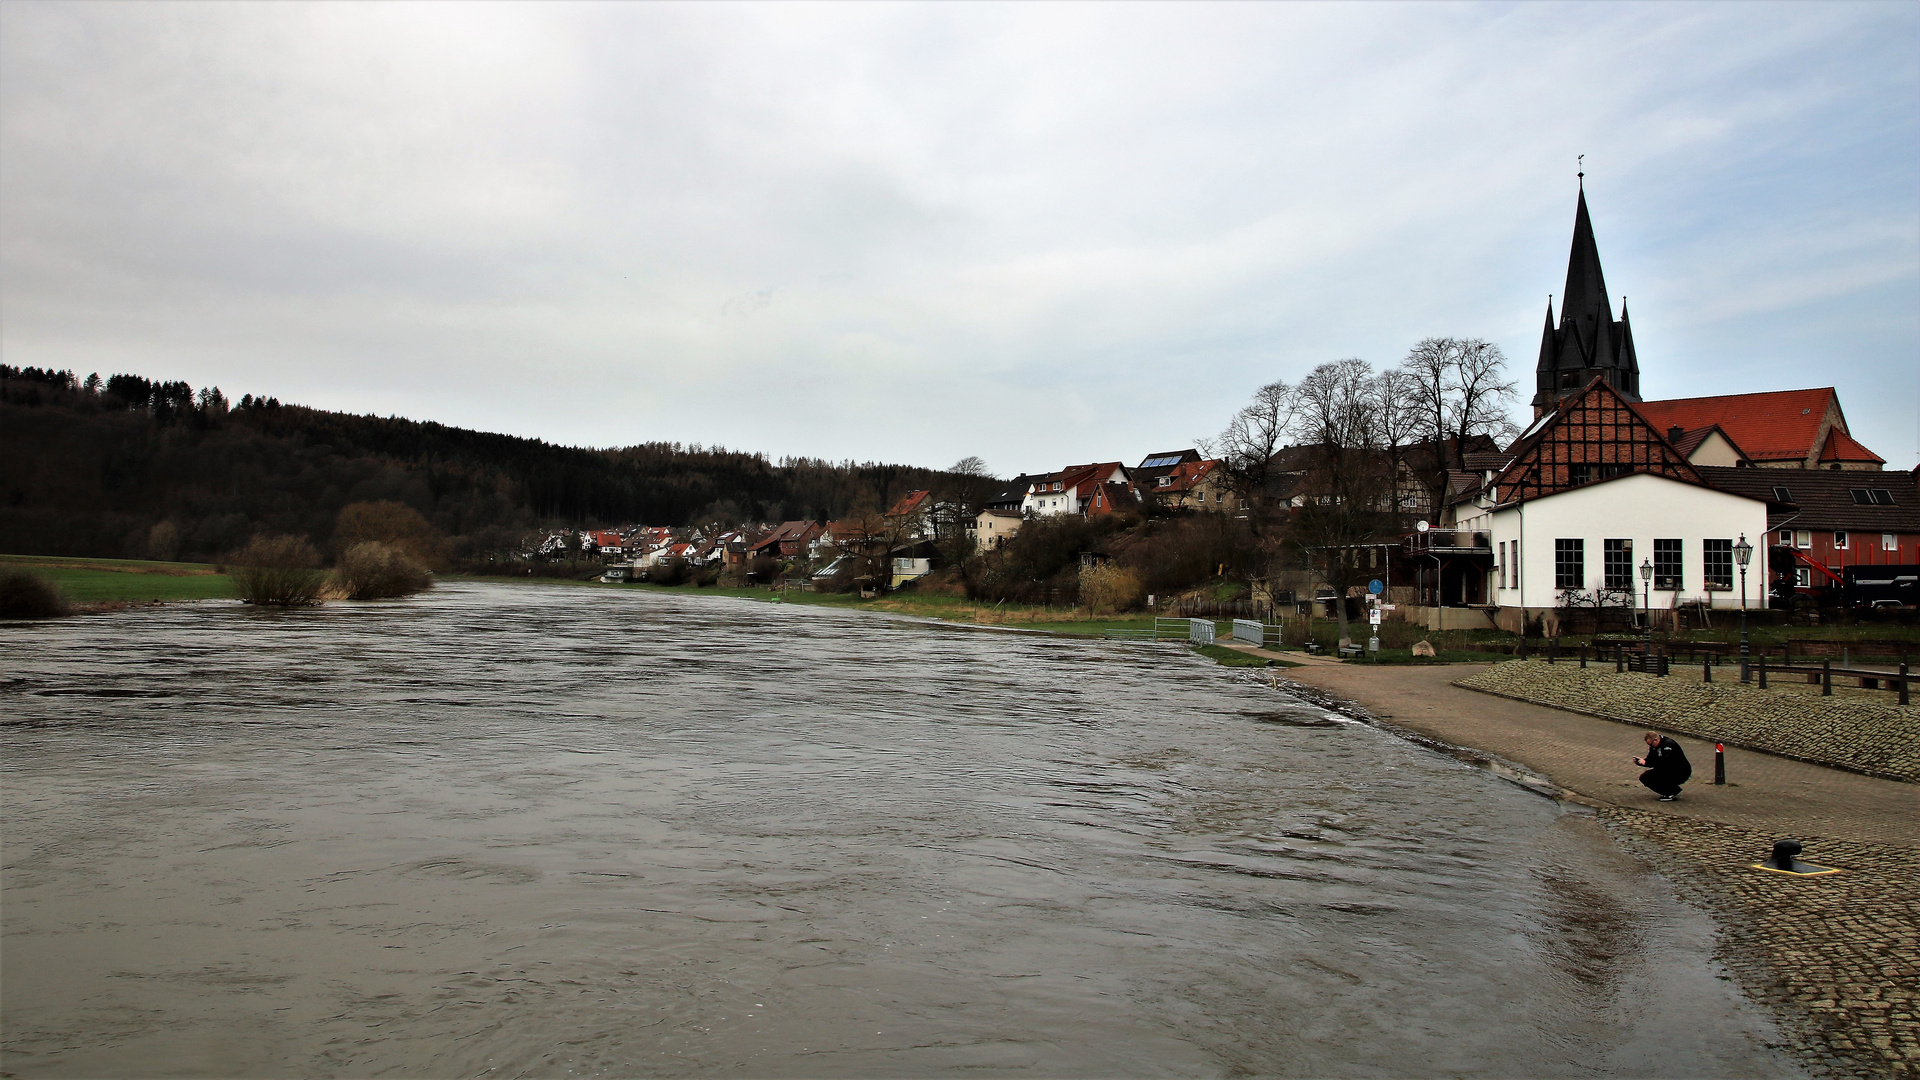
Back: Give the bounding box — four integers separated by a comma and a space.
1578, 154, 1585, 186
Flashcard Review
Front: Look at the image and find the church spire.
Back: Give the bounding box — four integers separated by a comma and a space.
1533, 179, 1641, 416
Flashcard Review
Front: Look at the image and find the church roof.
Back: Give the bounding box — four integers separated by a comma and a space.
1819, 427, 1885, 466
1633, 388, 1881, 465
1534, 183, 1639, 410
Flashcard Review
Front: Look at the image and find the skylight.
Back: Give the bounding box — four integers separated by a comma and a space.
1518, 410, 1556, 442
1850, 489, 1896, 505
1771, 486, 1792, 502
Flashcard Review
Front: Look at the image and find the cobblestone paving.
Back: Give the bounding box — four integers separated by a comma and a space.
1456, 659, 1920, 782
1600, 811, 1919, 1079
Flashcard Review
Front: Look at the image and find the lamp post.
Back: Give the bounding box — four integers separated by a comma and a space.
1735, 533, 1753, 683
1640, 556, 1654, 658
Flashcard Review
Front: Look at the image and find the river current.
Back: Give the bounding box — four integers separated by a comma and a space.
2, 581, 1796, 1077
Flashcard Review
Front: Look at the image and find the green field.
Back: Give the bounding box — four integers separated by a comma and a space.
1, 554, 235, 603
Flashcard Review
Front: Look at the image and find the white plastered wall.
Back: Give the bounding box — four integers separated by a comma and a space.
1488, 472, 1769, 611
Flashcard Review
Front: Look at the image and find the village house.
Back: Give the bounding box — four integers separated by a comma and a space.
1635, 388, 1886, 471
1692, 466, 1920, 602
1448, 378, 1770, 631
1022, 463, 1131, 517
970, 508, 1022, 549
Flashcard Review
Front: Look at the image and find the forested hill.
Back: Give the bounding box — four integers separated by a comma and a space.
1, 366, 969, 562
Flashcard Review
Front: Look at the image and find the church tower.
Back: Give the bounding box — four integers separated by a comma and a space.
1532, 179, 1640, 417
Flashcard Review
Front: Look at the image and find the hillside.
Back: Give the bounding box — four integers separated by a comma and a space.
0, 366, 971, 563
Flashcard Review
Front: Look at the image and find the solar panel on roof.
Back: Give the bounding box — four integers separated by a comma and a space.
1140, 454, 1184, 468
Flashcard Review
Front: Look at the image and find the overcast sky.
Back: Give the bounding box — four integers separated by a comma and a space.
3, 1, 1916, 474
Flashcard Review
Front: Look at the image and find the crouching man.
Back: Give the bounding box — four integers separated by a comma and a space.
1634, 730, 1692, 802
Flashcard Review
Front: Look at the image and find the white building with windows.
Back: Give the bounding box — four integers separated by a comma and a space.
1456, 472, 1769, 621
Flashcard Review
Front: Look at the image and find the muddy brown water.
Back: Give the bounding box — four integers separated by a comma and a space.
3, 582, 1798, 1077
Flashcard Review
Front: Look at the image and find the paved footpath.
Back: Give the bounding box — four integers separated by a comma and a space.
1229, 648, 1916, 850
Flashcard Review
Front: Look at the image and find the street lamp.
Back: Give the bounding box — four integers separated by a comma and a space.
1735, 533, 1754, 683
1639, 556, 1654, 658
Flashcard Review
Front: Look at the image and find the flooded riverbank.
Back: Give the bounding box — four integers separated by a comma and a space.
3, 581, 1797, 1076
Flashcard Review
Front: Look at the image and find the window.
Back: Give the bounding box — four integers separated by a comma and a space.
1795, 530, 1812, 549
1703, 539, 1733, 589
1885, 534, 1899, 552
1795, 567, 1811, 589
1653, 538, 1683, 590
1559, 370, 1580, 388
1849, 488, 1896, 505
1834, 532, 1848, 550
1771, 486, 1793, 502
1555, 539, 1584, 589
1498, 542, 1507, 589
1604, 539, 1633, 589
1570, 464, 1593, 485
1779, 530, 1793, 545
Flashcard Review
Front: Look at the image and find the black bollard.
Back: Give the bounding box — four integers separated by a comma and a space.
1769, 840, 1803, 872
1758, 652, 1767, 689
1714, 743, 1725, 785
1615, 646, 1624, 673
1704, 657, 1712, 683
1901, 655, 1910, 708
1580, 643, 1588, 669
1822, 658, 1831, 697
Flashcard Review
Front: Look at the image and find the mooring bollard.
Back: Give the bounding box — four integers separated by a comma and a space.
1714, 743, 1725, 785
1769, 840, 1802, 872
1822, 658, 1832, 697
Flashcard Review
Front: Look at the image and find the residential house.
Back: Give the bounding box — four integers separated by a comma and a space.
749, 520, 822, 562
1146, 458, 1235, 511
983, 475, 1040, 515
1692, 466, 1920, 600
1022, 463, 1130, 517
890, 538, 943, 588
1133, 450, 1204, 492
971, 508, 1023, 549
1447, 378, 1769, 630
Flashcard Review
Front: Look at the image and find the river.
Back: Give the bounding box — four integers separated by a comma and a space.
2, 580, 1797, 1077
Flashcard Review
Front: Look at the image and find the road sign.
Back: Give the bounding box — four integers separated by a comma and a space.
1369, 608, 1382, 625
1368, 579, 1384, 595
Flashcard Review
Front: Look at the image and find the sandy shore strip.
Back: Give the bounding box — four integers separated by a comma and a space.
1223, 646, 1918, 1080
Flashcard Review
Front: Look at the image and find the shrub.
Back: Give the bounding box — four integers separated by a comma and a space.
0, 568, 72, 618
230, 534, 328, 606
651, 557, 690, 586
1080, 564, 1145, 614
335, 541, 433, 600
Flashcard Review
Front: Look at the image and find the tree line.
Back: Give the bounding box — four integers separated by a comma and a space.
0, 365, 975, 564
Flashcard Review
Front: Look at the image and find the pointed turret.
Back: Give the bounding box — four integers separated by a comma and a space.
1533, 182, 1642, 416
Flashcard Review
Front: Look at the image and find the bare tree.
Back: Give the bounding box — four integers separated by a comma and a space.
1399, 338, 1521, 514
1200, 379, 1300, 535
1286, 359, 1400, 648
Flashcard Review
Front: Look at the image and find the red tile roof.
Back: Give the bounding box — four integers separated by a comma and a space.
1819, 427, 1885, 465
887, 490, 932, 517
1632, 388, 1872, 464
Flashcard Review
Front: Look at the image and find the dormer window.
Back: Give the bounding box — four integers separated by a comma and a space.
1157, 476, 1172, 487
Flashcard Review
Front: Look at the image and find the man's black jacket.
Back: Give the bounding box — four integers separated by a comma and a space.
1643, 736, 1692, 780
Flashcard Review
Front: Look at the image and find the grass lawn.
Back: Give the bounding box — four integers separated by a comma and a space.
1, 553, 234, 603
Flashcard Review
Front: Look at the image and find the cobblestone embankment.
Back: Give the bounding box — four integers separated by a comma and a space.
1454, 660, 1920, 783
1600, 811, 1918, 1078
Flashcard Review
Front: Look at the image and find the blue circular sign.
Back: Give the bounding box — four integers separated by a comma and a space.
1368, 579, 1385, 595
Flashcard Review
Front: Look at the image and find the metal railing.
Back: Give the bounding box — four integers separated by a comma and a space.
1402, 529, 1491, 553
1232, 618, 1285, 647
1103, 617, 1201, 642
1189, 618, 1216, 645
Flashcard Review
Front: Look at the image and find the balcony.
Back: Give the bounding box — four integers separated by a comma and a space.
1402, 529, 1491, 554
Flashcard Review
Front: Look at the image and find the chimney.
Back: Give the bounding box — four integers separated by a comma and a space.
1667, 425, 1685, 443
